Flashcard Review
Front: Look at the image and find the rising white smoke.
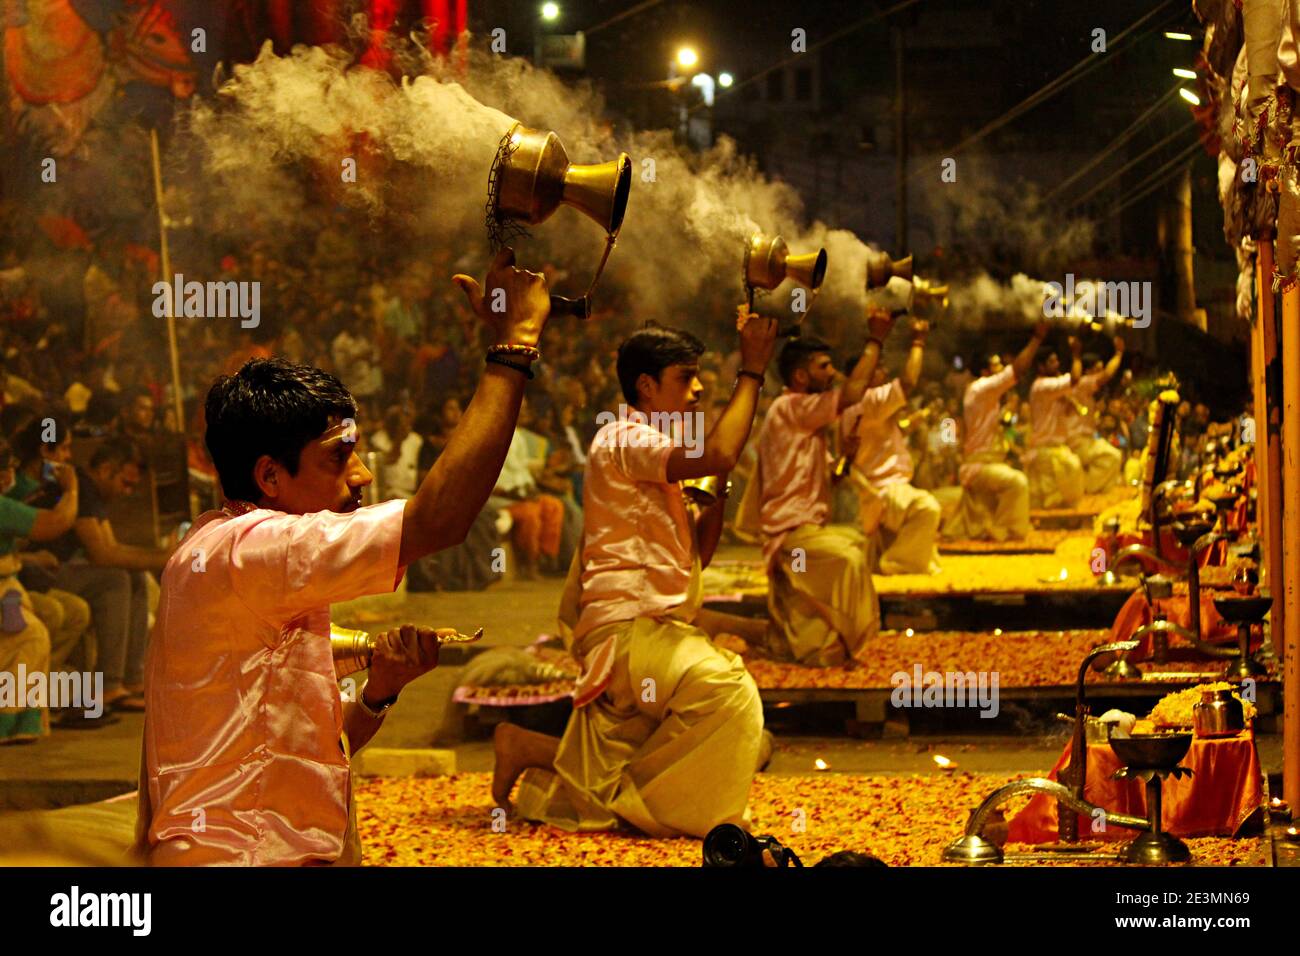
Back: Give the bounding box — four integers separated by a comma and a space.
170, 39, 1098, 345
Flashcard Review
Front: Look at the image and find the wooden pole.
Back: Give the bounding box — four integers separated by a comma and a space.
1281, 278, 1300, 813
1262, 241, 1285, 658
1255, 240, 1278, 598
149, 129, 185, 435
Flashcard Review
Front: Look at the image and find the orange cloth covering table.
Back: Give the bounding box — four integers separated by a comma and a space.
1007, 731, 1265, 843
1098, 528, 1232, 573
1107, 588, 1241, 658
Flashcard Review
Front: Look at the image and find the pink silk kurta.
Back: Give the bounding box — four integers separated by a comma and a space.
842, 379, 910, 490
959, 365, 1018, 486
1067, 371, 1105, 444
1027, 372, 1074, 450
571, 418, 693, 705
139, 498, 406, 866
756, 388, 842, 567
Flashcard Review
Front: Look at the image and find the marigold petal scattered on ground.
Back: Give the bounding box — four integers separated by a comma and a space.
355, 772, 1266, 867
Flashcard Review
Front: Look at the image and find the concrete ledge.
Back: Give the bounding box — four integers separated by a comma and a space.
354, 747, 456, 778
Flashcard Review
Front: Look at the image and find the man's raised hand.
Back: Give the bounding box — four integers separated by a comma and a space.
452, 247, 551, 348
866, 305, 896, 343
738, 308, 779, 374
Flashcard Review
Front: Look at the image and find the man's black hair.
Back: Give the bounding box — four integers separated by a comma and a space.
616, 325, 706, 406
777, 337, 833, 386
1082, 352, 1101, 370
205, 358, 357, 503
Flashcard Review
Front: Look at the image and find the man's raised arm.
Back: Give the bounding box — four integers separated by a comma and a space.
666, 310, 778, 482
899, 318, 928, 397
1098, 335, 1125, 386
837, 308, 897, 412
1010, 320, 1050, 383
400, 249, 550, 567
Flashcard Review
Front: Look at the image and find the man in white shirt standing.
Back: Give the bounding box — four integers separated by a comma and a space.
1024, 335, 1084, 509
949, 322, 1047, 541
841, 318, 939, 574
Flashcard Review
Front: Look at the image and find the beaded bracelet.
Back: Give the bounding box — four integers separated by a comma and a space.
487, 343, 542, 362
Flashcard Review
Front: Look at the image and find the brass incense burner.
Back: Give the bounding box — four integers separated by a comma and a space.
487, 122, 632, 319
330, 624, 484, 680
742, 232, 827, 335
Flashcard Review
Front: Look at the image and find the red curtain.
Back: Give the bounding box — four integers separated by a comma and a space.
266, 0, 292, 51
422, 0, 466, 55
359, 0, 401, 68
304, 0, 343, 46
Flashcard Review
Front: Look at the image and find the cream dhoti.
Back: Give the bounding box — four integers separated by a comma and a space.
1070, 436, 1123, 493
1025, 444, 1085, 509
855, 475, 942, 574
516, 416, 766, 837
950, 453, 1031, 541
515, 614, 764, 838
762, 523, 878, 666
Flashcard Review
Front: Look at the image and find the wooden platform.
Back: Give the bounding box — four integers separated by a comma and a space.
762, 677, 1281, 737
705, 586, 1133, 631
1028, 506, 1101, 530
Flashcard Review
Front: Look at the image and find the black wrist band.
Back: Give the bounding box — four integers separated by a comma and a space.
737, 370, 765, 385
865, 337, 884, 350
486, 353, 535, 380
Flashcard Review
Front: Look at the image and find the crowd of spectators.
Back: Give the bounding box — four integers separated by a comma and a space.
0, 194, 1234, 742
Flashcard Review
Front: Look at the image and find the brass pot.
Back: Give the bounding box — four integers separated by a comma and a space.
1193, 689, 1245, 738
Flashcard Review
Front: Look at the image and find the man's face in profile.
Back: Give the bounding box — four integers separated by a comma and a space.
802, 353, 836, 393
266, 419, 373, 515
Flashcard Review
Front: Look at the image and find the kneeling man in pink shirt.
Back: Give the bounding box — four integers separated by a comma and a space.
136, 250, 551, 865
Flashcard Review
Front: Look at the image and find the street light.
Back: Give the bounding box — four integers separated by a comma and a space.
1179, 88, 1201, 106
1172, 67, 1196, 79
718, 71, 734, 88
541, 2, 559, 21
676, 46, 699, 70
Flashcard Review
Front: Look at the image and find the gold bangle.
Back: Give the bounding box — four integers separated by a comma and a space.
487, 343, 541, 362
